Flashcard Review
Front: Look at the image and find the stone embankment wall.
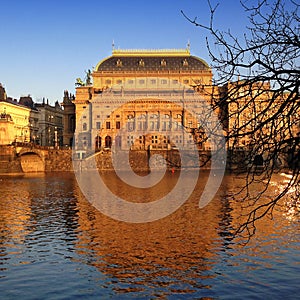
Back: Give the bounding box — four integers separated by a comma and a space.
75, 150, 212, 172
0, 146, 216, 174
0, 146, 74, 174
3, 145, 292, 174
45, 149, 73, 172
0, 146, 23, 174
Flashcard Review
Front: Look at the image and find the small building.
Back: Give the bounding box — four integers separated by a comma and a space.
35, 99, 64, 147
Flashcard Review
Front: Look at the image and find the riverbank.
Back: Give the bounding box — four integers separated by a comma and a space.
0, 144, 292, 174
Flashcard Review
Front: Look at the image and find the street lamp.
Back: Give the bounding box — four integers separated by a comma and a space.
48, 127, 51, 146
54, 126, 58, 148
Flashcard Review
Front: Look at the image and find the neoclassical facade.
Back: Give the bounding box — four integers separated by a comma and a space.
73, 48, 219, 152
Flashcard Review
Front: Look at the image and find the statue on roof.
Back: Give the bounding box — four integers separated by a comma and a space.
85, 69, 92, 86
75, 78, 85, 87
75, 69, 92, 87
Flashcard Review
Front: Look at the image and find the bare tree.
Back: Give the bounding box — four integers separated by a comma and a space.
182, 0, 300, 237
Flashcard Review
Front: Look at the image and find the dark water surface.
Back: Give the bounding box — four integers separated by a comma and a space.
0, 172, 299, 299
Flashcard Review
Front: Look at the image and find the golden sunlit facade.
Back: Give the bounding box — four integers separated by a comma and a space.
225, 81, 298, 149
0, 100, 31, 144
73, 48, 216, 152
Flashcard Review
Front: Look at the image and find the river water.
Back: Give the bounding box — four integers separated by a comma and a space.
0, 171, 299, 299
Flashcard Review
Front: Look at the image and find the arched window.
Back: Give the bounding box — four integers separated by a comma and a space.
105, 136, 112, 148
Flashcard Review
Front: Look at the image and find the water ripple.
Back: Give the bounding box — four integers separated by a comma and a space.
0, 172, 299, 299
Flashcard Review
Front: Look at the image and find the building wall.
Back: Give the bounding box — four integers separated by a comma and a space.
73, 49, 215, 153
226, 81, 293, 149
0, 82, 74, 147
61, 90, 76, 147
75, 79, 215, 152
35, 101, 64, 146
0, 101, 31, 144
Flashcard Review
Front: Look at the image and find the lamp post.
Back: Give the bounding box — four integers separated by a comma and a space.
48, 127, 51, 146
54, 126, 58, 148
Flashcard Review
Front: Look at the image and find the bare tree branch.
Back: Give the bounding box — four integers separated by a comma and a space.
182, 0, 300, 237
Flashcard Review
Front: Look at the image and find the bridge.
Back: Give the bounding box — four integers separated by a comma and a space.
14, 143, 50, 172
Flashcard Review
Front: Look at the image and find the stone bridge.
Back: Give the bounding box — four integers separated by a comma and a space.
15, 144, 50, 172
0, 144, 72, 173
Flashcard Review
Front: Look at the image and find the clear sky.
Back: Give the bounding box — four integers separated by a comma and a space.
0, 0, 251, 104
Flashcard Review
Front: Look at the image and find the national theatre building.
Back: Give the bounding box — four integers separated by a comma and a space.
73, 48, 222, 154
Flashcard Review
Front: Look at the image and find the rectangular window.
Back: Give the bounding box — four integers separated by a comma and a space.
151, 135, 158, 144
96, 122, 101, 130
127, 135, 134, 145
116, 121, 120, 129
106, 122, 111, 129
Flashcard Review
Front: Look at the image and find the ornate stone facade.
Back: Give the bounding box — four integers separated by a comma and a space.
73, 48, 217, 152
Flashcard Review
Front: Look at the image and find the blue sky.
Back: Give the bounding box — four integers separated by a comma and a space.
0, 0, 250, 103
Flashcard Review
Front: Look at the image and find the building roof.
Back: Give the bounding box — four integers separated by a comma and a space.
95, 49, 210, 72
0, 98, 32, 111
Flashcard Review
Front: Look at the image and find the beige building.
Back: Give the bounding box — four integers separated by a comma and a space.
0, 84, 67, 147
73, 48, 218, 152
224, 80, 298, 150
0, 98, 32, 145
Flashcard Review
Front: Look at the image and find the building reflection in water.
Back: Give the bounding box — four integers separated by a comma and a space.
73, 171, 226, 295
73, 170, 299, 296
0, 171, 298, 298
0, 177, 33, 270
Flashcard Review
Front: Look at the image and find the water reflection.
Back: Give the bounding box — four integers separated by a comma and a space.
73, 171, 220, 297
0, 172, 299, 299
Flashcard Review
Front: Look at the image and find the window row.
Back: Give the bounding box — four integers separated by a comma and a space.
83, 120, 187, 131
104, 79, 190, 85
115, 59, 189, 67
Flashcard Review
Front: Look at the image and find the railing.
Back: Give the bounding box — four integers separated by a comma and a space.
12, 142, 71, 150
